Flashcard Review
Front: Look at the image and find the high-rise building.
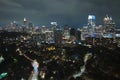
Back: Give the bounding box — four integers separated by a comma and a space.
28, 22, 34, 33
63, 25, 70, 40
103, 15, 116, 39
6, 21, 19, 32
54, 29, 62, 44
75, 29, 81, 42
103, 15, 115, 33
51, 22, 57, 31
87, 15, 96, 35
70, 28, 76, 36
24, 18, 27, 25
23, 18, 27, 32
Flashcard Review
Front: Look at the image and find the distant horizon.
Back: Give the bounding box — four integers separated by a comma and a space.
0, 0, 120, 28
0, 17, 120, 29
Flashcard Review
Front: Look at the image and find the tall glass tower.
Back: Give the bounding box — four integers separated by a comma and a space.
87, 15, 96, 35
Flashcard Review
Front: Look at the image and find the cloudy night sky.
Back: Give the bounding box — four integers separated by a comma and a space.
0, 0, 120, 27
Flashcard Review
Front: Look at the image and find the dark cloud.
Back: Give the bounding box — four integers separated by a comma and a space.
0, 0, 120, 27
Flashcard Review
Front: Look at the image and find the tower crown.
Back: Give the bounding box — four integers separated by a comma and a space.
24, 18, 27, 22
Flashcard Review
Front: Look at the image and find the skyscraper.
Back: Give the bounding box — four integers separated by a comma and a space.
29, 22, 34, 33
103, 15, 115, 33
87, 15, 96, 35
23, 17, 27, 32
54, 29, 62, 44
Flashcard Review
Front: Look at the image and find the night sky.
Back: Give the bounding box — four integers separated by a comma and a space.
0, 0, 120, 28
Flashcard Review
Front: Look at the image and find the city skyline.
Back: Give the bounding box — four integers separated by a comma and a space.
0, 0, 120, 27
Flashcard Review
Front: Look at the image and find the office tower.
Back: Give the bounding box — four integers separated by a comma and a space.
103, 15, 115, 33
54, 29, 62, 44
51, 22, 57, 31
29, 22, 34, 33
24, 18, 27, 26
63, 25, 70, 40
13, 21, 19, 32
70, 28, 76, 36
75, 29, 81, 42
13, 21, 17, 27
103, 15, 116, 39
23, 17, 27, 32
88, 15, 96, 35
70, 28, 76, 41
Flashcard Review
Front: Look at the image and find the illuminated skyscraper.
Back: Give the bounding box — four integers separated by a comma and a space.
87, 15, 96, 35
103, 15, 116, 39
24, 18, 27, 26
51, 22, 57, 31
23, 17, 27, 32
103, 15, 115, 33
